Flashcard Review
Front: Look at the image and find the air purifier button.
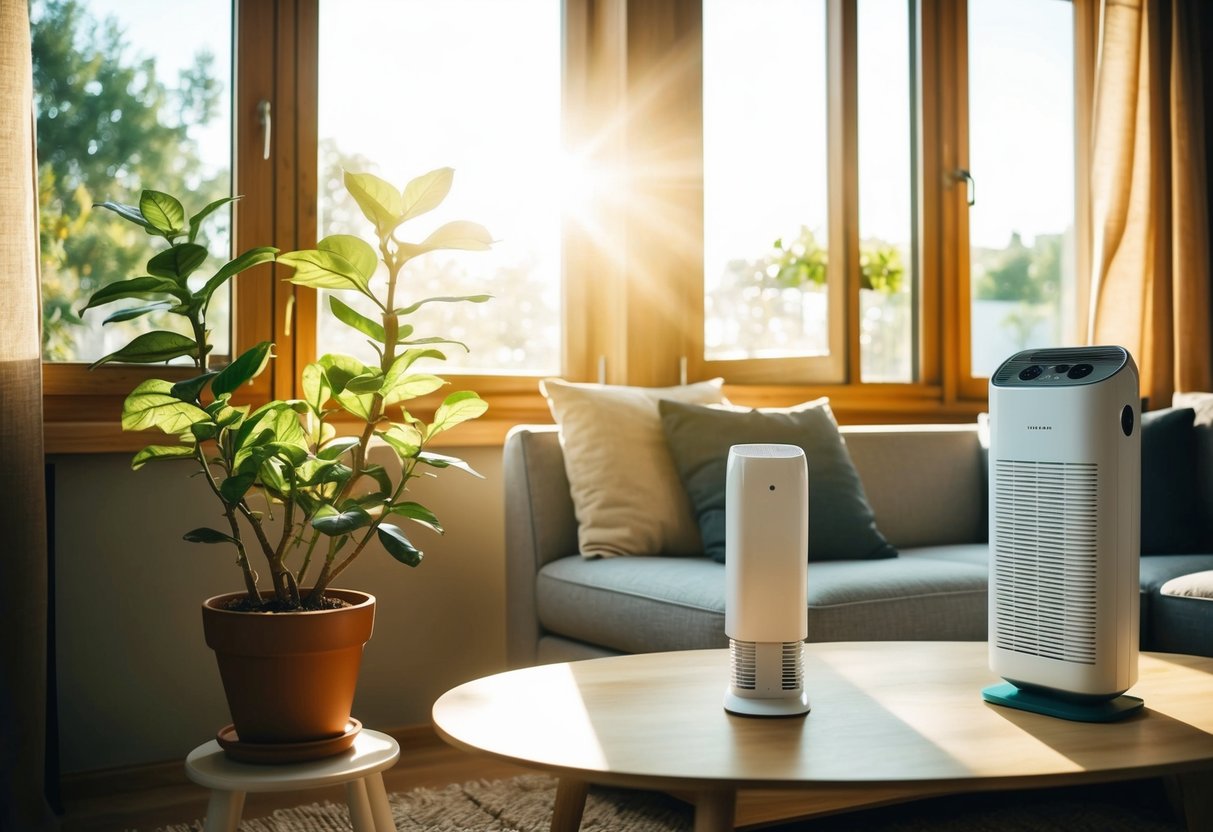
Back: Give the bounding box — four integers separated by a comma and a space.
1019, 365, 1043, 380
1068, 363, 1094, 379
1121, 405, 1134, 436
1054, 364, 1070, 373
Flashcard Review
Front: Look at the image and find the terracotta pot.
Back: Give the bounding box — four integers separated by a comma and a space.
201, 588, 375, 745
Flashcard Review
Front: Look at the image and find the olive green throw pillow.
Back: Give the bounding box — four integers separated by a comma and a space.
658, 398, 898, 563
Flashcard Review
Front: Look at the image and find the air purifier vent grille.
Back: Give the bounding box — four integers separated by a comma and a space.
992, 459, 1099, 665
729, 640, 804, 690
731, 640, 757, 689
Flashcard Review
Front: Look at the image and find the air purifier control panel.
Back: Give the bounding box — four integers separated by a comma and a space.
992, 346, 1130, 388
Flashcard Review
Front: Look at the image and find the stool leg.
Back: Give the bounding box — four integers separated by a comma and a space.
346, 776, 375, 832
364, 772, 395, 831
202, 789, 245, 832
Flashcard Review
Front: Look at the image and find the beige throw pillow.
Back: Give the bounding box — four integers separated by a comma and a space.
540, 378, 726, 557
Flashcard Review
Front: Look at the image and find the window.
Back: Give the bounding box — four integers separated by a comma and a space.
38, 0, 1089, 450
314, 0, 563, 376
33, 0, 233, 364
965, 0, 1076, 379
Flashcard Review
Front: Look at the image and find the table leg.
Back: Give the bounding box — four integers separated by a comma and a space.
202, 789, 244, 832
346, 776, 375, 832
694, 788, 736, 832
1167, 769, 1213, 832
364, 771, 395, 831
550, 777, 589, 832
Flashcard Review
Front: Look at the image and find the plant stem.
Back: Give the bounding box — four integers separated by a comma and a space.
193, 445, 260, 602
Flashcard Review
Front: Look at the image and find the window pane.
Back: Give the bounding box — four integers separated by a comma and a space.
968, 0, 1075, 377
33, 0, 233, 363
858, 0, 914, 382
703, 0, 829, 362
316, 0, 562, 375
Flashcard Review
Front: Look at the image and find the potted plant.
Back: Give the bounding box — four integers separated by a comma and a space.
81, 167, 491, 761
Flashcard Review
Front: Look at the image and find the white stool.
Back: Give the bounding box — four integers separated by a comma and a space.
184, 729, 400, 832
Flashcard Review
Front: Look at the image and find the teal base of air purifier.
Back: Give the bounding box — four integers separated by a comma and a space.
981, 682, 1144, 723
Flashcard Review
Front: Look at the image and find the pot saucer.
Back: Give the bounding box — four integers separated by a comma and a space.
216, 718, 362, 764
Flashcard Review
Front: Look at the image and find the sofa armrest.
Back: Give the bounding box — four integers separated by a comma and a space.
504, 425, 579, 667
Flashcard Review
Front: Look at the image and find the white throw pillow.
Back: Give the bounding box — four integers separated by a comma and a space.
540, 378, 726, 557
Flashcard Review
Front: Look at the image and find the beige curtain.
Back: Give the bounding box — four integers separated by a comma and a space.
0, 1, 56, 830
1087, 0, 1212, 406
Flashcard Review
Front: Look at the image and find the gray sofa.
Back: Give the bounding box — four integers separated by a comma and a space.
504, 422, 1213, 667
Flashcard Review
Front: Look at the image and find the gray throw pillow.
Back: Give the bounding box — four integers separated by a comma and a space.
658, 398, 898, 563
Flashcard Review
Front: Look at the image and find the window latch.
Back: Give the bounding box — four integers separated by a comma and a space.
954, 168, 975, 207
258, 99, 272, 161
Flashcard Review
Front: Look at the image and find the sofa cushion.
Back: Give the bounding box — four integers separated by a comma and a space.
1141, 407, 1202, 554
658, 398, 897, 563
1151, 569, 1213, 658
535, 545, 987, 654
1138, 554, 1213, 654
539, 378, 725, 558
1172, 391, 1213, 545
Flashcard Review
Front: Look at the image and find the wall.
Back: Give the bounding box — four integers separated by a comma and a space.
50, 445, 506, 775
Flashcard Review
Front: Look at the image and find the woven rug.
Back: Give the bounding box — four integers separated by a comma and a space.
155, 773, 1183, 831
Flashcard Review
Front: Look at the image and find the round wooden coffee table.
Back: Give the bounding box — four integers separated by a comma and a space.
432, 642, 1213, 831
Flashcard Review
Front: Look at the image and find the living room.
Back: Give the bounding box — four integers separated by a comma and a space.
3, 1, 1213, 831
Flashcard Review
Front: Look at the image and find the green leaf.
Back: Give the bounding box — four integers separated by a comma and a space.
130, 444, 196, 470
397, 221, 492, 261
198, 247, 279, 305
301, 362, 331, 414
318, 436, 361, 460
344, 170, 404, 234
188, 196, 239, 243
102, 302, 171, 325
394, 294, 491, 317
361, 462, 394, 495
319, 234, 378, 281
376, 424, 422, 460
385, 348, 446, 377
389, 501, 444, 534
345, 372, 384, 394
148, 243, 208, 280
206, 399, 248, 428
383, 373, 444, 406
417, 450, 485, 478
89, 330, 199, 369
183, 527, 239, 545
219, 473, 257, 504
378, 523, 423, 566
121, 379, 210, 434
212, 341, 274, 398
190, 421, 218, 441
278, 248, 372, 294
93, 200, 153, 231
312, 504, 373, 535
78, 275, 187, 316
400, 335, 469, 352
330, 296, 386, 343
139, 190, 186, 236
426, 391, 488, 439
400, 167, 453, 223
170, 371, 219, 403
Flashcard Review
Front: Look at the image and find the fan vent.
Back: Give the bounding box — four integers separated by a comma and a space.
992, 460, 1099, 665
729, 640, 804, 690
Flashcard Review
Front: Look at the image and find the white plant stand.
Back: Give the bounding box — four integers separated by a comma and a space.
184, 729, 399, 832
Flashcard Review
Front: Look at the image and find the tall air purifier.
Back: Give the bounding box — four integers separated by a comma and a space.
984, 346, 1143, 721
723, 443, 811, 717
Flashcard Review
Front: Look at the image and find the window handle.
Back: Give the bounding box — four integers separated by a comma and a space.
954, 167, 975, 206
258, 99, 272, 161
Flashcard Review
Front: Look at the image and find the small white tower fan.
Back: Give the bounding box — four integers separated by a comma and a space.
984, 346, 1143, 721
723, 443, 811, 717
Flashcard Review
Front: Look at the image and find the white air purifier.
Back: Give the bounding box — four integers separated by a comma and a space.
984, 346, 1143, 721
723, 443, 811, 717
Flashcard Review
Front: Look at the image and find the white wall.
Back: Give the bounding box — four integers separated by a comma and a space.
50, 445, 506, 774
